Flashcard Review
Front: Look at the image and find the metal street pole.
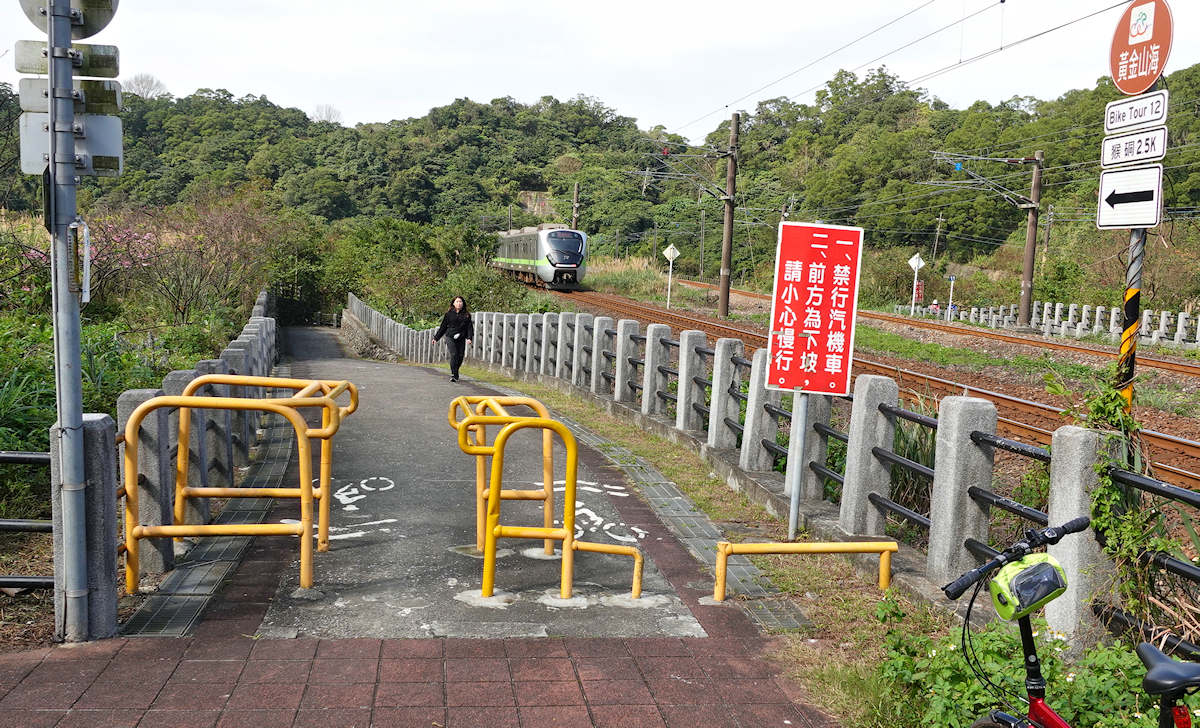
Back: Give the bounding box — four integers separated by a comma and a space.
718, 113, 739, 318
909, 267, 919, 316
1017, 150, 1044, 328
1116, 228, 1145, 412
945, 277, 956, 322
699, 208, 705, 279
47, 0, 89, 642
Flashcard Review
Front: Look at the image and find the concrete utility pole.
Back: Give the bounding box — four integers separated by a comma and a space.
699, 208, 705, 279
931, 214, 945, 262
571, 182, 580, 229
1017, 150, 1044, 329
719, 113, 739, 319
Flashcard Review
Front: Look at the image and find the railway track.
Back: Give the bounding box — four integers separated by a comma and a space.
556, 288, 1200, 490
675, 278, 1200, 379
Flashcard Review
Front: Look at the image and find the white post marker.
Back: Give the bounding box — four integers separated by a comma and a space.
946, 274, 956, 322
908, 253, 925, 316
662, 243, 680, 309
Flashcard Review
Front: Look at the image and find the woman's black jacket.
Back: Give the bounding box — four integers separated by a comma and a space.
433, 309, 474, 343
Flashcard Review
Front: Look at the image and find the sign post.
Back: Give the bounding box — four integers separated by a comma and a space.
1102, 0, 1173, 412
907, 253, 925, 316
662, 243, 680, 309
15, 0, 120, 642
767, 223, 864, 538
946, 275, 956, 322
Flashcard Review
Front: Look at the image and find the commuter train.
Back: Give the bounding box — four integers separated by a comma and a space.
492, 224, 587, 289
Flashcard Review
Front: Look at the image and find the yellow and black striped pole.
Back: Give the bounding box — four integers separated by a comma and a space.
1116, 228, 1146, 412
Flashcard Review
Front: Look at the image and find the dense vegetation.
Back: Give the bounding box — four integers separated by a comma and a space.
6, 63, 1200, 310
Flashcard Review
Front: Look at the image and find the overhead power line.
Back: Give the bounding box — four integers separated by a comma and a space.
671, 0, 942, 135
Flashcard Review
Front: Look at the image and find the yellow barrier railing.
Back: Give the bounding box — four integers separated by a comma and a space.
451, 405, 643, 599
121, 376, 358, 593
176, 375, 358, 552
448, 395, 555, 553
712, 540, 898, 601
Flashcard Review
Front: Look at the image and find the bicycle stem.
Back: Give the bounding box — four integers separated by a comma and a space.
1018, 616, 1047, 699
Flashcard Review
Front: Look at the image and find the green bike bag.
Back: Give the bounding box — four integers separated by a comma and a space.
988, 553, 1067, 621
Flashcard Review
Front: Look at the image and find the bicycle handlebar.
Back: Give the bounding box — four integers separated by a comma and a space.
941, 517, 1090, 600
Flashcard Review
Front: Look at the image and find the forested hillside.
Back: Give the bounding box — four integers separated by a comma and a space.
3, 63, 1200, 309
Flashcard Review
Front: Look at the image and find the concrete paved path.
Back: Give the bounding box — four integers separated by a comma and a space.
0, 326, 838, 728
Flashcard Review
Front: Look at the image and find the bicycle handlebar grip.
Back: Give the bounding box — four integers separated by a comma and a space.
1044, 516, 1092, 544
1060, 516, 1091, 534
943, 567, 987, 600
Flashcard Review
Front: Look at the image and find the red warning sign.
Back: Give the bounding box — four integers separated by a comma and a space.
766, 223, 864, 395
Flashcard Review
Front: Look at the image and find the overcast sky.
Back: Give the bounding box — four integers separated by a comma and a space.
2, 1, 1195, 142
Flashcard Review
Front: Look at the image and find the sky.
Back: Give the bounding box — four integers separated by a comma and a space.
2, 1, 1197, 143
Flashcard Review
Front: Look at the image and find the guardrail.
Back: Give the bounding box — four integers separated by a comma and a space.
0, 451, 55, 591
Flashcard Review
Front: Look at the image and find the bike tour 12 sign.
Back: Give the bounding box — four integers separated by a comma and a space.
766, 222, 864, 395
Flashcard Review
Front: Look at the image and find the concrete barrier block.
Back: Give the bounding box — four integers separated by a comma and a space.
738, 348, 781, 472
590, 317, 614, 395
572, 314, 594, 388
195, 359, 233, 489
641, 323, 672, 417
613, 319, 640, 405
839, 375, 898, 536
926, 397, 996, 586
117, 389, 175, 576
674, 330, 707, 432
707, 338, 744, 450
162, 370, 211, 527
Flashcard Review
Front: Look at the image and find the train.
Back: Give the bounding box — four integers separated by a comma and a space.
492, 224, 587, 289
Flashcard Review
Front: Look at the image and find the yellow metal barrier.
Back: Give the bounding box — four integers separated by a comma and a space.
453, 410, 643, 599
122, 377, 358, 594
175, 375, 358, 552
448, 396, 555, 553
712, 540, 899, 601
123, 397, 314, 593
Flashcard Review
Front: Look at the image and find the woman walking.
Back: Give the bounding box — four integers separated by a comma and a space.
433, 295, 474, 382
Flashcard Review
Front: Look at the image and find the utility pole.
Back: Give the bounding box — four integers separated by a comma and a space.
931, 214, 945, 262
507, 203, 512, 231
1017, 150, 1044, 329
699, 208, 706, 279
571, 182, 580, 229
719, 113, 739, 319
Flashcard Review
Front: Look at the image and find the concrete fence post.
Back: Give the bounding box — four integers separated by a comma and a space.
783, 392, 832, 501
162, 370, 211, 528
526, 317, 541, 374
514, 314, 529, 371
218, 347, 252, 467
487, 313, 501, 364
540, 313, 559, 375
117, 389, 175, 576
50, 413, 119, 640
1175, 313, 1190, 345
500, 313, 516, 369
641, 323, 672, 416
590, 316, 614, 395
839, 374, 899, 536
195, 359, 233, 489
926, 396, 997, 586
1045, 426, 1116, 645
555, 312, 575, 380
613, 319, 640, 405
738, 347, 781, 472
707, 338, 745, 450
572, 313, 594, 388
674, 330, 707, 432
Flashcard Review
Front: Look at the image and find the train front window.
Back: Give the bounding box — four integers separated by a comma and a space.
547, 231, 583, 253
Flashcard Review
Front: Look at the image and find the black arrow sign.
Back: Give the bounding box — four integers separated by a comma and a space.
1105, 188, 1155, 208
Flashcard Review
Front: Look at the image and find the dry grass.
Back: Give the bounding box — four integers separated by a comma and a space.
0, 533, 57, 653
